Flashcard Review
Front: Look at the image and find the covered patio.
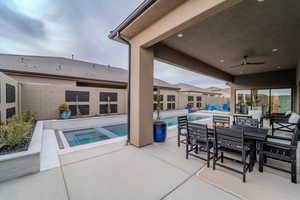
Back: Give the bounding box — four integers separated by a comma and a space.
0, 125, 299, 200
109, 0, 300, 147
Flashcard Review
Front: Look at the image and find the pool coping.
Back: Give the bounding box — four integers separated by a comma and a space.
57, 114, 213, 155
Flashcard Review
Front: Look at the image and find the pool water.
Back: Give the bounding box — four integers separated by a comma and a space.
64, 128, 110, 147
63, 115, 207, 147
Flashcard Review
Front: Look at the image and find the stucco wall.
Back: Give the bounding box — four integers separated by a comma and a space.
0, 72, 19, 122
21, 83, 128, 120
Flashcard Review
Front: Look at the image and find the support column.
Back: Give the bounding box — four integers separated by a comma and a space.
130, 45, 154, 147
296, 60, 300, 113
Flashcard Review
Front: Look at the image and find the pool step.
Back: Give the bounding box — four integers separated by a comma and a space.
95, 127, 119, 138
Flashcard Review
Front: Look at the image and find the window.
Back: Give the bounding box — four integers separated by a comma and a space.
167, 95, 176, 110
235, 90, 251, 114
65, 91, 89, 102
6, 107, 16, 119
69, 105, 89, 116
271, 88, 292, 113
167, 95, 175, 101
99, 92, 118, 114
6, 84, 16, 103
172, 103, 175, 109
196, 96, 202, 108
100, 92, 118, 102
188, 96, 194, 101
167, 103, 172, 110
99, 104, 118, 114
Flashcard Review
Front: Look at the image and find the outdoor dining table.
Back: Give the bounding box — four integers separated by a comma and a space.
190, 121, 269, 170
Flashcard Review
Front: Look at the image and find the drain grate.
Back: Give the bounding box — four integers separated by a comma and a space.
55, 130, 65, 149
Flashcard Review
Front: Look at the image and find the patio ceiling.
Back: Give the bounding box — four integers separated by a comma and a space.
160, 0, 300, 76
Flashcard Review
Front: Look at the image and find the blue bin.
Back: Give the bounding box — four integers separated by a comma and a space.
187, 107, 192, 113
153, 121, 167, 142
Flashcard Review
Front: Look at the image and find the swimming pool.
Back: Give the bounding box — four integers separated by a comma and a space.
63, 115, 208, 147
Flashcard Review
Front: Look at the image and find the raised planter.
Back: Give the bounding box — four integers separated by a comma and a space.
0, 121, 43, 183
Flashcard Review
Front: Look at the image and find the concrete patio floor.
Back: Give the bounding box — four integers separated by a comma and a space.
0, 128, 238, 200
0, 126, 298, 200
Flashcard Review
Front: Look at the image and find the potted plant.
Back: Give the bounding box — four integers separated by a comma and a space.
58, 104, 71, 119
153, 87, 167, 142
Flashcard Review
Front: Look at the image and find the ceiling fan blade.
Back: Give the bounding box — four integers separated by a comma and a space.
246, 61, 265, 65
229, 64, 242, 68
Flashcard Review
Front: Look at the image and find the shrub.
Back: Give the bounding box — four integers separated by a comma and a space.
59, 104, 69, 113
22, 111, 37, 123
0, 111, 36, 149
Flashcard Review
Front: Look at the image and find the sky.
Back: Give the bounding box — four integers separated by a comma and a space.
0, 0, 227, 88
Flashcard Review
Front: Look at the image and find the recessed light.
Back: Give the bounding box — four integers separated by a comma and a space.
177, 33, 183, 38
272, 48, 278, 52
220, 59, 224, 63
257, 0, 264, 2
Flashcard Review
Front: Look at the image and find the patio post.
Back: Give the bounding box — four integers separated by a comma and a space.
129, 45, 154, 147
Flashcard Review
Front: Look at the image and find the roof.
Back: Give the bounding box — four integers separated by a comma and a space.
0, 53, 179, 90
174, 83, 222, 95
108, 0, 156, 40
108, 0, 185, 41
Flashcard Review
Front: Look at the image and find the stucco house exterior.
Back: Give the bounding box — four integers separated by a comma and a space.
0, 53, 226, 120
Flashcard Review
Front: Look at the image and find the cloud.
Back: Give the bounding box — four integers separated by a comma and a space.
0, 1, 45, 39
0, 0, 227, 88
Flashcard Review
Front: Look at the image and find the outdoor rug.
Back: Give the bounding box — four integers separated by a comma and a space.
197, 159, 300, 200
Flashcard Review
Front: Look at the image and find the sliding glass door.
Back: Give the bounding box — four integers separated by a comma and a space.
235, 90, 251, 114
252, 89, 270, 116
270, 88, 292, 113
235, 88, 292, 114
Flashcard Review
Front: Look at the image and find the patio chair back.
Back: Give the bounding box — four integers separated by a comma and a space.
187, 123, 209, 144
177, 115, 188, 129
236, 118, 259, 128
213, 115, 230, 127
291, 128, 300, 146
214, 127, 245, 152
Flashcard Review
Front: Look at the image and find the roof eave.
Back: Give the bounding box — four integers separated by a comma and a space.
108, 0, 157, 40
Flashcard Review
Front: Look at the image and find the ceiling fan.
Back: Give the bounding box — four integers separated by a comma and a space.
229, 55, 265, 68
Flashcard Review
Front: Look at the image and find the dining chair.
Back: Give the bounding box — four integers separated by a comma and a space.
186, 123, 213, 167
236, 117, 259, 128
259, 128, 299, 183
213, 126, 253, 182
213, 115, 230, 127
177, 115, 188, 147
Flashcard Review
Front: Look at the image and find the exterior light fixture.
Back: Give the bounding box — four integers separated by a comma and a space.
220, 59, 224, 63
177, 33, 183, 38
272, 48, 278, 52
257, 0, 264, 2
277, 66, 281, 69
